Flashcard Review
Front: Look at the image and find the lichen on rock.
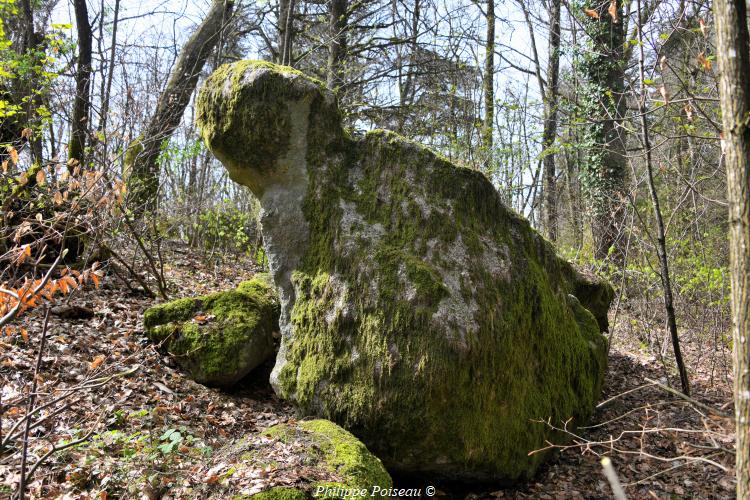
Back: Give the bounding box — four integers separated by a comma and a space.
196, 61, 614, 481
143, 273, 280, 388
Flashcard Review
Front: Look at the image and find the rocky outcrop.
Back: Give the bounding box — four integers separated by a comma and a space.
196, 61, 614, 481
143, 274, 280, 388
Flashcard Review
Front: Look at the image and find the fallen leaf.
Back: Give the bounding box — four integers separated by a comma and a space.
153, 381, 175, 395
89, 355, 105, 370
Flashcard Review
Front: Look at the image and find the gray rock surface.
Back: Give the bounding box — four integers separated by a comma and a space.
196, 60, 614, 481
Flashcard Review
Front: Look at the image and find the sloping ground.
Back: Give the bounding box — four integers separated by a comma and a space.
0, 246, 736, 498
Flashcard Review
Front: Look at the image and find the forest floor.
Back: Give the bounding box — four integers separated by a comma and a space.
0, 244, 737, 499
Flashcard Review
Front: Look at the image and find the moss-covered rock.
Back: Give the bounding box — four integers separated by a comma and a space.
249, 487, 309, 500
221, 419, 391, 499
268, 420, 392, 497
196, 61, 614, 481
143, 273, 280, 388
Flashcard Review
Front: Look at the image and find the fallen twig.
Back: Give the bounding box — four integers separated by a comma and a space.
644, 378, 731, 418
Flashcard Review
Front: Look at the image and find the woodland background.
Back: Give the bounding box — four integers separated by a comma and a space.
0, 0, 747, 498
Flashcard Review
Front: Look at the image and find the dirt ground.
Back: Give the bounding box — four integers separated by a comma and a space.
0, 247, 736, 499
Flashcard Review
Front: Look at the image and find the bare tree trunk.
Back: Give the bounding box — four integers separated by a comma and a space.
19, 0, 43, 162
327, 0, 347, 89
125, 0, 234, 212
278, 0, 296, 66
397, 0, 421, 133
636, 0, 689, 396
482, 0, 494, 171
98, 0, 120, 161
69, 0, 92, 165
714, 0, 750, 495
542, 0, 560, 241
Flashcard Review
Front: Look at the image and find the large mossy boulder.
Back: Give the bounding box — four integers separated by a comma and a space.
196, 61, 614, 481
143, 273, 280, 388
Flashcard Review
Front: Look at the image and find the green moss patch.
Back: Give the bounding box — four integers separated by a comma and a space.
250, 487, 309, 500
196, 61, 614, 482
234, 419, 392, 499
142, 274, 280, 387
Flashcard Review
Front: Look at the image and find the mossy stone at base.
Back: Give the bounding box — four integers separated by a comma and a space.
249, 487, 309, 500
142, 273, 280, 388
262, 420, 392, 499
197, 61, 614, 481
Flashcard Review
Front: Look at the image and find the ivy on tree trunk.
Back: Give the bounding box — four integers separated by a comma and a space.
577, 0, 627, 261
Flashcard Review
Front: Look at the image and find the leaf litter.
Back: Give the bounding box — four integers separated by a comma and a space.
0, 244, 737, 498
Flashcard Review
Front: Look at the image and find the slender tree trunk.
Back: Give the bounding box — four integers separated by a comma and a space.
278, 0, 296, 66
714, 0, 750, 495
397, 0, 421, 132
125, 0, 234, 212
482, 0, 494, 171
636, 0, 689, 395
69, 0, 93, 166
567, 7, 583, 247
542, 0, 561, 241
19, 0, 43, 162
98, 0, 120, 161
327, 0, 347, 89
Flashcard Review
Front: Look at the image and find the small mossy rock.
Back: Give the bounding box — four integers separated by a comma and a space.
228, 419, 391, 499
196, 61, 614, 481
249, 487, 309, 500
206, 420, 390, 499
265, 420, 392, 497
142, 273, 280, 388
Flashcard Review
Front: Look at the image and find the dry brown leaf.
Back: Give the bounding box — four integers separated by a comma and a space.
684, 104, 694, 122
659, 85, 670, 104
16, 244, 31, 265
8, 146, 18, 165
607, 0, 618, 23
89, 355, 106, 370
583, 7, 599, 19
697, 52, 712, 71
